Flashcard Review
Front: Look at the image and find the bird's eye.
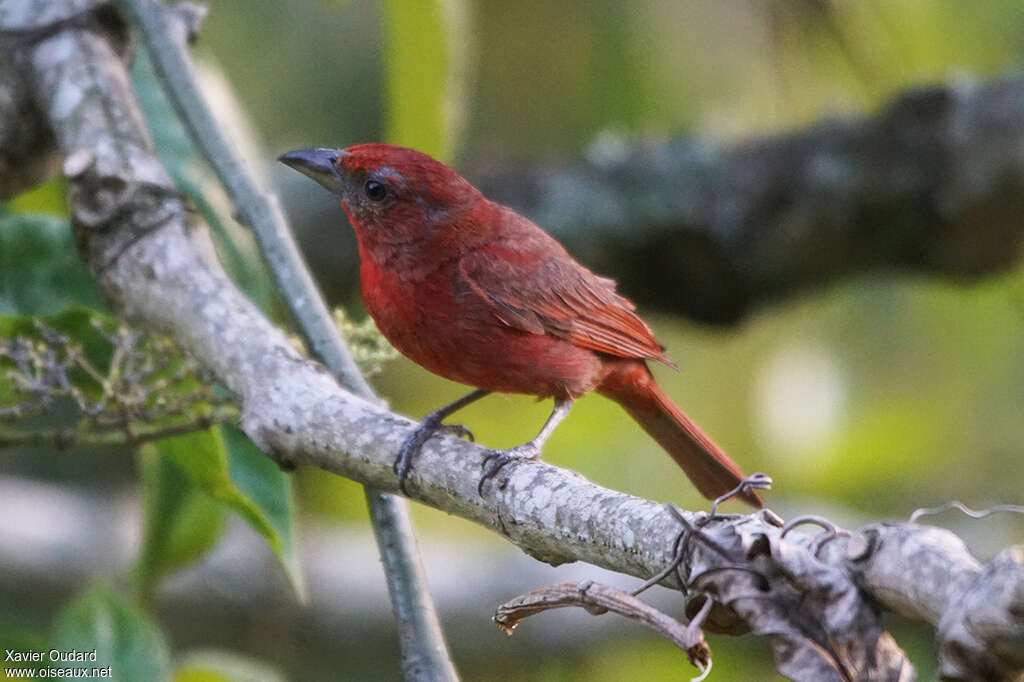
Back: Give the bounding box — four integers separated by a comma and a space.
364, 179, 388, 202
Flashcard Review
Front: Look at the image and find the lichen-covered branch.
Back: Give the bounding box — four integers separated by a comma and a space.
472, 77, 1024, 324
3, 2, 1023, 680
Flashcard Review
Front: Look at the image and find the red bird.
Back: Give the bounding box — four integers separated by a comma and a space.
280, 144, 762, 507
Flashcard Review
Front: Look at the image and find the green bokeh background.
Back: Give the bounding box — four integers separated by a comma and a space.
4, 0, 1024, 680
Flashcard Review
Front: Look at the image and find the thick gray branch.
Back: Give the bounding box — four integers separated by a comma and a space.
4, 3, 1023, 680
472, 76, 1024, 324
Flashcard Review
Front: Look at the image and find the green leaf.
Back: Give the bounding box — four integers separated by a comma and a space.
0, 627, 49, 674
154, 428, 232, 493
221, 425, 304, 601
0, 307, 114, 358
173, 650, 286, 682
0, 214, 104, 315
136, 446, 227, 600
155, 427, 304, 600
382, 0, 468, 160
54, 584, 171, 682
3, 176, 68, 217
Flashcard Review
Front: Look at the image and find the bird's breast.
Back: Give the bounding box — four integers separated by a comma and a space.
360, 254, 463, 371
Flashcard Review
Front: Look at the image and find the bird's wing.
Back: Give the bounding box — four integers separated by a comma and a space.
456, 245, 675, 367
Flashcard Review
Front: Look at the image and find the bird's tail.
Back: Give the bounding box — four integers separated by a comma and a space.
598, 361, 763, 508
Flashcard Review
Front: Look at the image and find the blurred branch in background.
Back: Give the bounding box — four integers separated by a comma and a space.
472, 75, 1024, 324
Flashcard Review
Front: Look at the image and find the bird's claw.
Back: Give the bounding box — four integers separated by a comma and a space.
394, 418, 474, 494
478, 443, 540, 496
440, 423, 474, 442
393, 427, 429, 495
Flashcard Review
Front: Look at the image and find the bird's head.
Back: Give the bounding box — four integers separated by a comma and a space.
278, 143, 481, 242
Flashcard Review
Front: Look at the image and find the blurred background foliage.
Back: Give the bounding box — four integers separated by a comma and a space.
3, 0, 1024, 680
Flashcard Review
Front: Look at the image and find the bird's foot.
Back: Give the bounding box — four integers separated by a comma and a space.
437, 422, 474, 442
478, 442, 541, 495
394, 416, 474, 494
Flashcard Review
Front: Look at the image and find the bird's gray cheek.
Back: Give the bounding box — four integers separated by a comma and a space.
425, 205, 450, 223
340, 187, 360, 206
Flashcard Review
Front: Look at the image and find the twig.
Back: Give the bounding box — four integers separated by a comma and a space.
114, 1, 458, 679
0, 408, 236, 449
632, 474, 777, 600
706, 472, 773, 519
494, 580, 711, 673
909, 500, 1024, 524
503, 479, 776, 675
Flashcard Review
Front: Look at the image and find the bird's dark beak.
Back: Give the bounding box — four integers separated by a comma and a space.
278, 148, 349, 195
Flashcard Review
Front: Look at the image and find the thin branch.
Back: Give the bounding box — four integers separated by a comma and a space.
113, 1, 458, 679
0, 407, 237, 450
494, 580, 711, 673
